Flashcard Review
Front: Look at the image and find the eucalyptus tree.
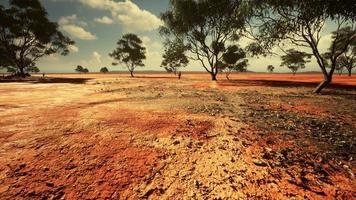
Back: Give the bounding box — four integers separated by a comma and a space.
0, 0, 74, 77
280, 49, 311, 75
246, 0, 356, 93
219, 45, 248, 80
110, 33, 146, 77
160, 0, 249, 80
327, 27, 356, 76
161, 39, 189, 75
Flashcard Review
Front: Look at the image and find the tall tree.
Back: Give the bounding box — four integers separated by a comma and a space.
280, 49, 311, 75
109, 33, 146, 77
161, 39, 189, 75
219, 45, 248, 80
246, 0, 356, 93
160, 0, 249, 80
326, 27, 356, 76
339, 55, 355, 76
0, 0, 74, 77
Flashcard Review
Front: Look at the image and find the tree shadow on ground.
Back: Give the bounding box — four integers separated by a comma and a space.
0, 77, 92, 84
219, 79, 356, 91
134, 76, 177, 79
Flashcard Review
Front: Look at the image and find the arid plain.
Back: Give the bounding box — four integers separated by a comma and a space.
0, 73, 355, 199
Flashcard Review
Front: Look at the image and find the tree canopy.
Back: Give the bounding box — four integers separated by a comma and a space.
160, 0, 249, 80
219, 45, 248, 80
100, 67, 109, 73
75, 65, 88, 73
109, 33, 146, 77
0, 0, 74, 77
280, 49, 311, 75
161, 39, 189, 75
267, 65, 274, 73
325, 26, 356, 76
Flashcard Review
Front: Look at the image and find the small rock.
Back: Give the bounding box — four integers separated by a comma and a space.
253, 159, 267, 167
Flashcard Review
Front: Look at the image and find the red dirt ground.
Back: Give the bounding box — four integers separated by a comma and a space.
0, 72, 355, 199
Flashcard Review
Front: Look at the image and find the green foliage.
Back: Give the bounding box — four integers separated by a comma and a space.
280, 49, 311, 75
75, 65, 84, 73
75, 65, 88, 73
100, 67, 109, 73
329, 27, 356, 76
219, 45, 248, 79
82, 68, 89, 73
7, 66, 18, 74
109, 33, 146, 77
329, 27, 356, 55
267, 65, 274, 73
0, 0, 74, 77
247, 0, 356, 92
161, 39, 189, 74
160, 0, 249, 80
26, 66, 40, 73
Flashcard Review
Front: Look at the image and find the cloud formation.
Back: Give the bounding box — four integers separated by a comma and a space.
59, 15, 97, 40
94, 16, 113, 24
68, 45, 79, 53
79, 0, 163, 32
92, 51, 102, 63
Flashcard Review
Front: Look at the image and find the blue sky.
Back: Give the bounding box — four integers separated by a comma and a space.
1, 0, 338, 73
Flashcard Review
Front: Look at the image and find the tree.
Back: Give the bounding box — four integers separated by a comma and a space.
219, 45, 248, 80
335, 59, 345, 75
267, 65, 275, 73
75, 65, 84, 73
0, 0, 74, 77
325, 27, 356, 76
109, 33, 146, 77
247, 0, 356, 93
161, 39, 189, 75
339, 55, 355, 76
160, 0, 249, 81
100, 67, 109, 73
26, 66, 40, 73
82, 68, 89, 74
280, 49, 311, 75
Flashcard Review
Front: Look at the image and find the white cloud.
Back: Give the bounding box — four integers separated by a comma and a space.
59, 15, 97, 40
68, 45, 79, 53
138, 35, 163, 68
318, 34, 332, 53
92, 51, 102, 63
79, 0, 163, 32
94, 16, 113, 24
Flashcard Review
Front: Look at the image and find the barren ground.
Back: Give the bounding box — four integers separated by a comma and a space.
0, 73, 355, 199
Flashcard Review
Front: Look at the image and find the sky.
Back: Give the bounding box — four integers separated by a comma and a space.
1, 0, 339, 73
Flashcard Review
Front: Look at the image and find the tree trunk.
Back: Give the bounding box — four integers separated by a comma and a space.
19, 67, 25, 78
226, 73, 230, 81
348, 69, 352, 77
211, 73, 217, 81
313, 75, 332, 93
130, 71, 134, 77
